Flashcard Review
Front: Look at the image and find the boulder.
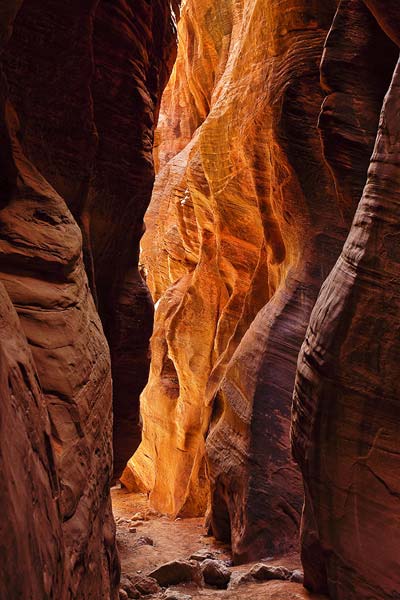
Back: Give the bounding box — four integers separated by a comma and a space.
149, 560, 203, 587
201, 559, 231, 588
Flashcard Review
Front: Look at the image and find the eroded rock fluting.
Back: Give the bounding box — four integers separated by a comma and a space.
0, 0, 178, 597
3, 0, 179, 479
292, 1, 400, 598
125, 0, 348, 562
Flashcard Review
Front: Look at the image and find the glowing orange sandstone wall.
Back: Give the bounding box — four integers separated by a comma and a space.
125, 0, 341, 558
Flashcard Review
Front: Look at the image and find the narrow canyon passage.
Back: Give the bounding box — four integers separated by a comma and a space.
1, 1, 400, 600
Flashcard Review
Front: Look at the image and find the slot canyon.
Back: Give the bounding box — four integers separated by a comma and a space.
1, 0, 400, 599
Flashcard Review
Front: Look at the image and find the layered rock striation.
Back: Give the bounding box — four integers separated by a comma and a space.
292, 1, 400, 598
127, 0, 346, 564
3, 0, 179, 479
0, 0, 178, 597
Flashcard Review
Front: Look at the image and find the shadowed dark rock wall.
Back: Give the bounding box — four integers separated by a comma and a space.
292, 1, 400, 598
0, 0, 178, 597
3, 0, 179, 479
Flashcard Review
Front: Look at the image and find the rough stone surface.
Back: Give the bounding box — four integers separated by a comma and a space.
163, 592, 192, 600
126, 0, 345, 564
190, 549, 216, 562
236, 564, 292, 586
0, 284, 66, 599
131, 575, 160, 595
292, 2, 400, 599
149, 560, 203, 587
290, 570, 304, 585
201, 559, 231, 588
0, 2, 119, 598
3, 0, 179, 479
0, 86, 119, 600
0, 0, 178, 597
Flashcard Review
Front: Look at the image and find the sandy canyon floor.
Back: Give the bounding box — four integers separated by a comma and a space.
112, 488, 327, 600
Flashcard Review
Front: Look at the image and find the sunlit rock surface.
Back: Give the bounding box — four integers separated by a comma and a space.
128, 0, 346, 562
292, 2, 400, 598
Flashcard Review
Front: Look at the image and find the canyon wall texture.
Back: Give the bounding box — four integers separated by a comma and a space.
292, 1, 400, 598
0, 0, 177, 597
3, 0, 179, 479
0, 283, 65, 599
126, 0, 349, 563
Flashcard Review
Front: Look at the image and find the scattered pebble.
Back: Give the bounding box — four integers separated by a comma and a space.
189, 549, 215, 562
134, 536, 154, 548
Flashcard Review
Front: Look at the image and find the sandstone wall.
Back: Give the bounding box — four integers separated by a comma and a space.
0, 0, 177, 597
127, 0, 344, 563
292, 1, 400, 597
0, 283, 66, 599
3, 0, 179, 478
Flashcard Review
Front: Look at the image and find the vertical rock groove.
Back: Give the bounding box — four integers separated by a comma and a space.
3, 0, 179, 480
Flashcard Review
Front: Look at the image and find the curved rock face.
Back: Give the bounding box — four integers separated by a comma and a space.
0, 0, 177, 597
3, 0, 179, 478
292, 2, 400, 598
0, 93, 119, 599
127, 0, 346, 554
0, 287, 66, 598
319, 0, 398, 222
205, 0, 346, 563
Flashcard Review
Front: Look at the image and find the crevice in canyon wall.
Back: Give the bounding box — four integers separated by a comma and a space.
2, 0, 400, 597
122, 0, 400, 582
292, 1, 400, 598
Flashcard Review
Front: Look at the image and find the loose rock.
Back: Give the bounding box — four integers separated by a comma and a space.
290, 569, 304, 584
120, 577, 139, 598
201, 559, 231, 588
237, 564, 291, 585
163, 592, 192, 600
135, 536, 154, 547
190, 549, 215, 562
129, 575, 160, 595
149, 559, 203, 586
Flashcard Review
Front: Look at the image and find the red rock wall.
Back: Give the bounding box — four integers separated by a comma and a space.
3, 0, 179, 478
205, 0, 345, 563
0, 283, 66, 599
292, 1, 400, 598
126, 0, 344, 562
0, 0, 177, 597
